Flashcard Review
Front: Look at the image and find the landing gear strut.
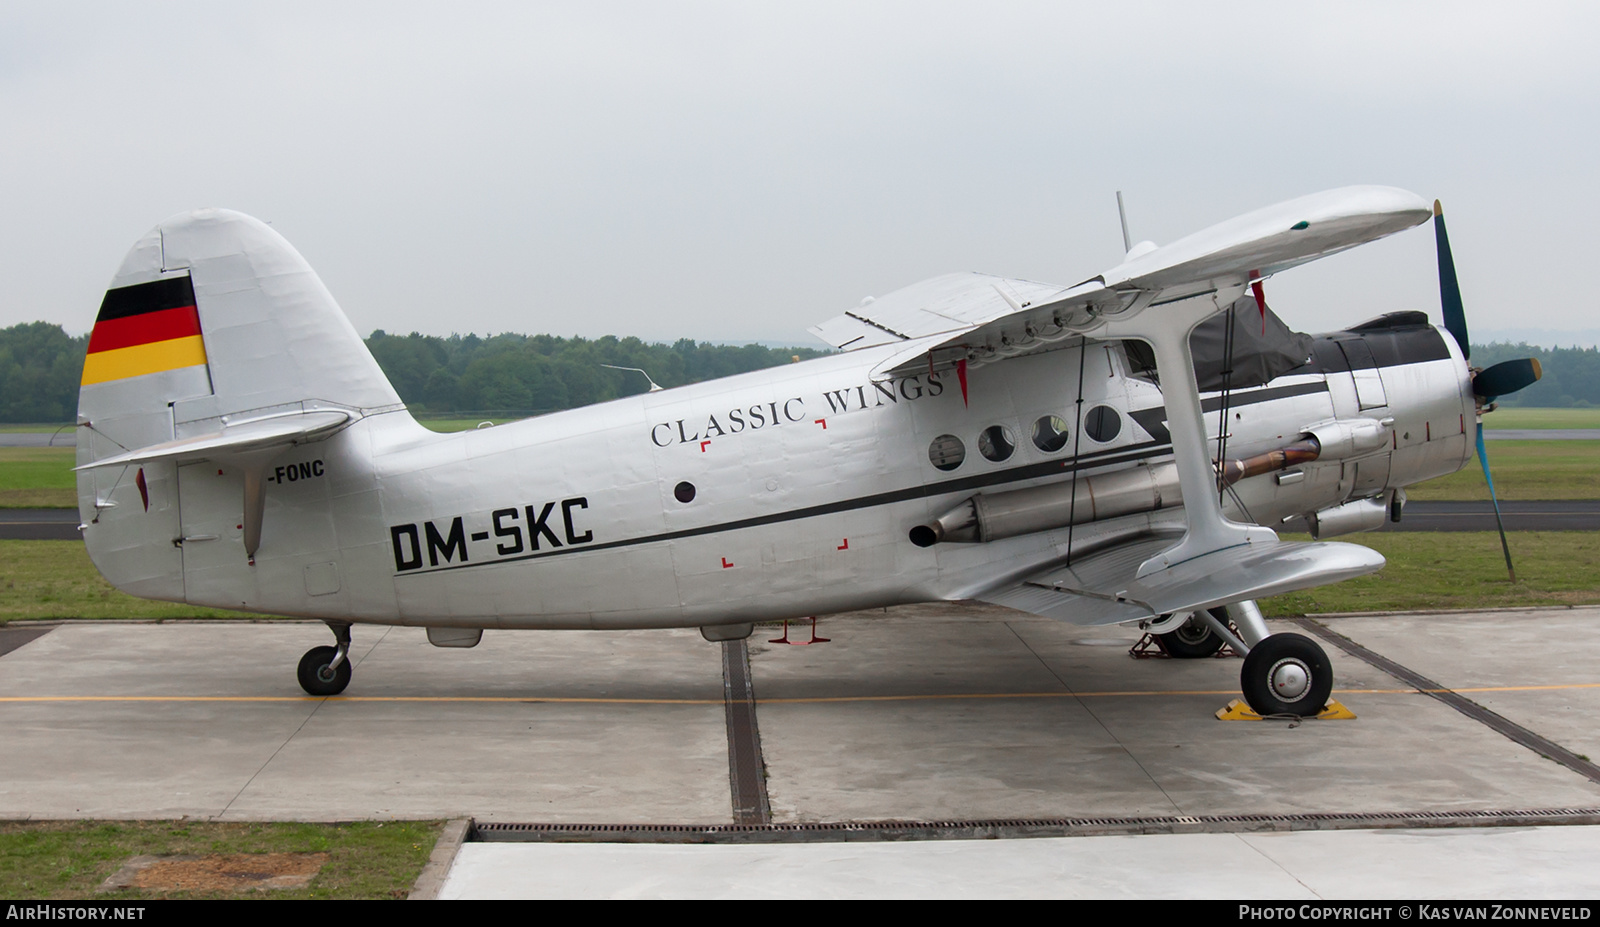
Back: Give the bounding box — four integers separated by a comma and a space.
1156, 608, 1228, 658
297, 622, 352, 696
1143, 601, 1337, 717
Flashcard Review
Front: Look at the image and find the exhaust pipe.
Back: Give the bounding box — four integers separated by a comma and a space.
1217, 437, 1320, 487
911, 463, 1182, 546
912, 421, 1389, 546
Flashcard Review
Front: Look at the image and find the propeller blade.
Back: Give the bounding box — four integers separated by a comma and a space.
1475, 422, 1517, 582
1438, 201, 1517, 582
1434, 200, 1470, 360
1474, 357, 1543, 401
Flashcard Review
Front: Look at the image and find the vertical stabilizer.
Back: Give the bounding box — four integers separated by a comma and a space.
76, 209, 407, 601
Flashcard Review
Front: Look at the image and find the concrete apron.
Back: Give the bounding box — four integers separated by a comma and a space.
2, 605, 1598, 896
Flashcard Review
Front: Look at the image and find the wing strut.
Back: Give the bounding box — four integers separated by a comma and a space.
1101, 288, 1276, 576
1064, 338, 1090, 564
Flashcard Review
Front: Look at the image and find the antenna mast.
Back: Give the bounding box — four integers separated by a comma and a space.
1116, 190, 1132, 253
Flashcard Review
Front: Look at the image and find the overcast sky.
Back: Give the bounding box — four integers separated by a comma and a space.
3, 2, 1596, 345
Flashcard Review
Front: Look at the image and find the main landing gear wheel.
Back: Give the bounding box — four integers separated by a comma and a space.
1240, 633, 1332, 717
1158, 609, 1226, 658
298, 646, 351, 696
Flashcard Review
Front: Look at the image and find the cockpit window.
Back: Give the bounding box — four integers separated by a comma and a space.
1120, 340, 1159, 383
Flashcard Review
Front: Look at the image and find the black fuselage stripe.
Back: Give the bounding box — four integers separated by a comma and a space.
398, 441, 1173, 576
1200, 379, 1327, 412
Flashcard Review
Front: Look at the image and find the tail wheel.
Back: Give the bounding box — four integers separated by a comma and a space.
1240, 633, 1332, 717
1157, 609, 1226, 658
297, 645, 351, 696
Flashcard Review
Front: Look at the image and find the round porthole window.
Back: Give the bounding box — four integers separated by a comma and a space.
1084, 405, 1122, 443
674, 481, 696, 503
978, 424, 1016, 462
928, 434, 966, 471
1032, 415, 1070, 453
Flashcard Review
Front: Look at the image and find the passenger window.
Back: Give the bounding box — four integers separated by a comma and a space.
1032, 415, 1070, 453
928, 434, 966, 471
1085, 405, 1122, 442
978, 425, 1016, 462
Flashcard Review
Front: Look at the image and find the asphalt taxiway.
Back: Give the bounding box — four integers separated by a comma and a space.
3, 604, 1600, 897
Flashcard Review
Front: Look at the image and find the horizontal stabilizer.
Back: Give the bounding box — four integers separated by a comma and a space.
981, 535, 1384, 626
75, 408, 350, 471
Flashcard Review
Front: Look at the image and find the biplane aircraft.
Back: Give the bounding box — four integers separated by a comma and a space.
74, 186, 1540, 715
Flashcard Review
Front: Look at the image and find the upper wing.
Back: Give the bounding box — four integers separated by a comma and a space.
809, 186, 1432, 380
806, 272, 1087, 351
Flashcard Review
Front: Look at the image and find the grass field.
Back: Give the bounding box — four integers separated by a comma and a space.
1483, 407, 1600, 430
3, 532, 1598, 622
0, 820, 441, 900
0, 541, 291, 620
1401, 440, 1600, 501
0, 447, 75, 507
1258, 531, 1600, 615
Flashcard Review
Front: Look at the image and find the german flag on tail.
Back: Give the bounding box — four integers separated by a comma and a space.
81, 276, 208, 386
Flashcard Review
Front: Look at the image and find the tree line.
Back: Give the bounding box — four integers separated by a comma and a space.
1467, 342, 1600, 408
0, 323, 830, 422
1, 320, 1594, 422
363, 330, 830, 415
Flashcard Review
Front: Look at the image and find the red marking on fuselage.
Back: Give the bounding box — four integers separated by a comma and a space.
135, 468, 148, 512
815, 418, 827, 429
956, 359, 969, 407
721, 557, 733, 569
700, 440, 711, 452
837, 539, 849, 550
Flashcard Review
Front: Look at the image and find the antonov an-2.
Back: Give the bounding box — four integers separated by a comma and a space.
74, 186, 1540, 716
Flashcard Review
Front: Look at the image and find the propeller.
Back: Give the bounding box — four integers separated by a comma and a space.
1433, 200, 1543, 581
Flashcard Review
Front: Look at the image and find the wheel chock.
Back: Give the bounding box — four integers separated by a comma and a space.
1215, 698, 1356, 721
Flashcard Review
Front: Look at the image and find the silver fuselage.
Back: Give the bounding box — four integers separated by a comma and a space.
96, 323, 1470, 631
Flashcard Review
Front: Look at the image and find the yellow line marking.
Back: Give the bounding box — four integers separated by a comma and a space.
2, 682, 1596, 705
80, 336, 207, 385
